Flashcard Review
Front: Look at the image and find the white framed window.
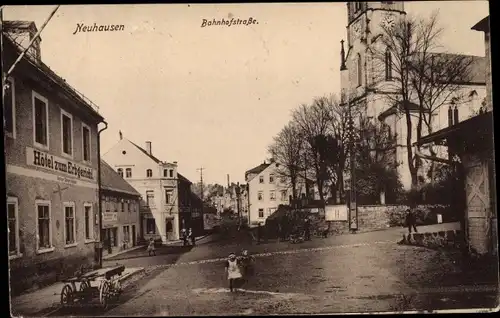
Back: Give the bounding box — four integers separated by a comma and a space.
146, 218, 156, 234
36, 200, 53, 253
117, 168, 123, 177
270, 190, 276, 201
82, 122, 91, 162
60, 109, 73, 157
146, 169, 153, 178
259, 176, 264, 183
63, 202, 77, 247
8, 197, 21, 258
258, 208, 264, 218
281, 190, 288, 201
258, 191, 263, 201
4, 76, 16, 138
269, 174, 275, 183
165, 188, 173, 204
169, 169, 174, 178
126, 168, 132, 178
146, 190, 155, 208
84, 203, 93, 242
32, 91, 49, 150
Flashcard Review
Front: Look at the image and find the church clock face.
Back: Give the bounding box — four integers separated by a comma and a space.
381, 15, 396, 29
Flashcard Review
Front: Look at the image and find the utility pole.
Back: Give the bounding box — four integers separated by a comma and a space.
197, 167, 205, 218
347, 89, 358, 233
236, 182, 241, 229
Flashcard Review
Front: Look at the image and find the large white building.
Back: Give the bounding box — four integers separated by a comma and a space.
339, 1, 487, 189
102, 137, 183, 242
245, 161, 314, 226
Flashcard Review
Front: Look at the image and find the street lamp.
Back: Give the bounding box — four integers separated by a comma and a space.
346, 89, 358, 233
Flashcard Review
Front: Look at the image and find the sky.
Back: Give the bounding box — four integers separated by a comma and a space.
3, 1, 489, 185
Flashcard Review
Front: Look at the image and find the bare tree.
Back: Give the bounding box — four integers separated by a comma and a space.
291, 96, 334, 202
369, 12, 465, 189
268, 122, 304, 201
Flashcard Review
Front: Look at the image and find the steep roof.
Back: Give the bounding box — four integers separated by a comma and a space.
178, 173, 192, 184
101, 160, 141, 196
245, 162, 271, 176
429, 53, 486, 84
129, 140, 163, 164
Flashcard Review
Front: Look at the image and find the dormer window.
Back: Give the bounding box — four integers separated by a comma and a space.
126, 168, 132, 178
117, 168, 123, 177
163, 169, 168, 177
147, 169, 153, 178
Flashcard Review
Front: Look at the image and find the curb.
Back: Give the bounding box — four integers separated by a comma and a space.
163, 234, 211, 246
103, 245, 145, 260
119, 267, 146, 284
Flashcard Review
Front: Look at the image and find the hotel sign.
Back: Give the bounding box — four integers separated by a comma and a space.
103, 212, 118, 223
26, 147, 95, 181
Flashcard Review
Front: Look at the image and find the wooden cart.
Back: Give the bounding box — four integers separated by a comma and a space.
59, 265, 125, 310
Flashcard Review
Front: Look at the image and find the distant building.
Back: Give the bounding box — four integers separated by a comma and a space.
4, 21, 105, 295
100, 160, 141, 256
245, 160, 315, 227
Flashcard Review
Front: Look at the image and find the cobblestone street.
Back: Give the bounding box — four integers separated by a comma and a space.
50, 224, 498, 316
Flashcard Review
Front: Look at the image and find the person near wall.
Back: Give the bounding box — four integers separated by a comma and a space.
406, 207, 418, 234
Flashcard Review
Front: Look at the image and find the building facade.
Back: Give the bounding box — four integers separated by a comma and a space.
339, 1, 487, 189
245, 161, 315, 226
4, 21, 104, 295
100, 160, 141, 255
178, 173, 204, 236
103, 137, 197, 242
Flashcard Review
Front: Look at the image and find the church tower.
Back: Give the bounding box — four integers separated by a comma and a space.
340, 1, 406, 117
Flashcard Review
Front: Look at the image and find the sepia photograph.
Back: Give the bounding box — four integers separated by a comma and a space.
2, 1, 498, 316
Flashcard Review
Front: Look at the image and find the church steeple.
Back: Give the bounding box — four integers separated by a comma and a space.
340, 40, 347, 71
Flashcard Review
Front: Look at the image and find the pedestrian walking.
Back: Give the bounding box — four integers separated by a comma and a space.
238, 249, 255, 287
181, 228, 188, 246
224, 253, 242, 292
147, 238, 156, 256
406, 208, 418, 234
189, 228, 195, 246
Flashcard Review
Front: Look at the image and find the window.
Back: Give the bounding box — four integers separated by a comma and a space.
147, 169, 153, 178
8, 197, 20, 257
357, 53, 362, 87
163, 169, 168, 177
146, 218, 156, 234
258, 209, 264, 218
124, 200, 129, 213
82, 123, 91, 162
258, 191, 263, 201
123, 225, 130, 243
84, 203, 93, 241
117, 168, 123, 177
169, 170, 173, 178
355, 2, 362, 12
259, 176, 264, 183
281, 190, 287, 201
126, 168, 132, 178
385, 48, 393, 81
280, 176, 286, 184
61, 110, 73, 156
64, 202, 76, 246
120, 200, 125, 212
270, 190, 276, 201
269, 208, 276, 217
130, 202, 135, 213
269, 174, 275, 183
146, 190, 155, 208
33, 91, 49, 148
165, 188, 173, 204
4, 77, 16, 138
36, 200, 52, 251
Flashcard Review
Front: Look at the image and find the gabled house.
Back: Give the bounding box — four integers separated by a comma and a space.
102, 137, 181, 242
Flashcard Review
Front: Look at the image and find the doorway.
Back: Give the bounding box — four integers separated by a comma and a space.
132, 225, 136, 246
166, 219, 174, 240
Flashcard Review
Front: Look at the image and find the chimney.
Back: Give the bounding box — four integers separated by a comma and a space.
227, 174, 230, 188
145, 141, 152, 155
4, 21, 42, 62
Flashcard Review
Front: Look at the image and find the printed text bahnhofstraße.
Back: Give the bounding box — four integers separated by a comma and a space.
201, 17, 259, 27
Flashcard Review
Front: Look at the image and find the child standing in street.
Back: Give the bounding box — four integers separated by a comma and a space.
147, 238, 156, 256
224, 253, 242, 292
239, 250, 255, 285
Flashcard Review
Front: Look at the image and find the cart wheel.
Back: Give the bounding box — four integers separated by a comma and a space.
60, 284, 74, 305
99, 281, 110, 309
80, 280, 90, 291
